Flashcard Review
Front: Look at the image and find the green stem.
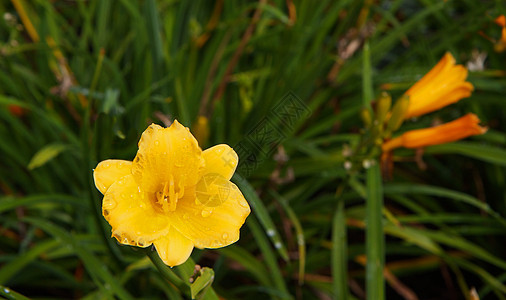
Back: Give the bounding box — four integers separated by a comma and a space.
332, 182, 349, 300
147, 250, 191, 296
366, 163, 385, 300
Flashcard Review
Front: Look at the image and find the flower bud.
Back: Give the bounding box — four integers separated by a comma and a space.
385, 95, 410, 136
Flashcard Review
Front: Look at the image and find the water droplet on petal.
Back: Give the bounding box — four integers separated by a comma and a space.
222, 232, 229, 240
122, 237, 128, 244
183, 213, 190, 220
154, 140, 159, 146
104, 163, 110, 168
103, 199, 117, 209
238, 198, 249, 208
201, 209, 213, 217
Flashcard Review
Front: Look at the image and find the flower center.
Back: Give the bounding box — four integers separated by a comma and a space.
155, 174, 185, 213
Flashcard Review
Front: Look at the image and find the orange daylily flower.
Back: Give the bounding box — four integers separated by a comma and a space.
494, 17, 506, 52
382, 113, 487, 152
495, 15, 506, 27
403, 52, 474, 119
93, 121, 250, 267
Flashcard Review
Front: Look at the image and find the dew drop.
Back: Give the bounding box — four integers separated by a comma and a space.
274, 242, 282, 249
103, 199, 117, 209
154, 140, 159, 146
205, 227, 211, 231
238, 198, 249, 208
104, 163, 110, 168
122, 237, 129, 244
201, 209, 213, 218
267, 229, 275, 237
183, 213, 190, 220
222, 232, 229, 240
4, 288, 10, 294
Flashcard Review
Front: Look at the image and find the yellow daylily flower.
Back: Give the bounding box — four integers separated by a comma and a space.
403, 52, 474, 119
93, 120, 250, 267
382, 113, 487, 152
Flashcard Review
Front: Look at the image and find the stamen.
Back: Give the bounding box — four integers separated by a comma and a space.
156, 174, 183, 213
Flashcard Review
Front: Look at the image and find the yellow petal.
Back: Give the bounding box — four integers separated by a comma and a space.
153, 227, 194, 267
93, 160, 132, 194
202, 144, 238, 180
131, 121, 205, 193
103, 174, 170, 247
169, 177, 250, 249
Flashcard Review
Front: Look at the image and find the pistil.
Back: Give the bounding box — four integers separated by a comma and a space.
156, 174, 185, 213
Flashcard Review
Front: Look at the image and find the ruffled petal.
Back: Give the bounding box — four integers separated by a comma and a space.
170, 176, 250, 249
153, 227, 194, 267
132, 121, 205, 193
202, 144, 238, 180
93, 160, 132, 194
103, 174, 170, 247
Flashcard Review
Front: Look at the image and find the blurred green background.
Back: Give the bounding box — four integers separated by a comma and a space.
1, 0, 506, 299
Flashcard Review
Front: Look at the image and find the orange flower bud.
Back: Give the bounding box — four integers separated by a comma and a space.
403, 53, 474, 119
382, 113, 487, 152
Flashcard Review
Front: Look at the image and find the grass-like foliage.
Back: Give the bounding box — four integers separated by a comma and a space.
1, 0, 506, 299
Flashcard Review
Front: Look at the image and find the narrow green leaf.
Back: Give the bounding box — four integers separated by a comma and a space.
366, 163, 384, 300
270, 190, 306, 285
332, 195, 348, 299
23, 217, 134, 300
28, 143, 69, 170
362, 41, 373, 108
0, 239, 60, 284
0, 194, 86, 213
0, 285, 31, 300
425, 141, 506, 167
247, 217, 290, 298
233, 174, 289, 261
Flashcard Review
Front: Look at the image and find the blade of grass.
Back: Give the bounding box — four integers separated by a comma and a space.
233, 173, 289, 261
24, 217, 134, 300
331, 184, 348, 300
366, 163, 384, 300
247, 216, 290, 298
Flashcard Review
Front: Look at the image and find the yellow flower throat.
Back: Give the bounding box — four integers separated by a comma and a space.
155, 174, 185, 213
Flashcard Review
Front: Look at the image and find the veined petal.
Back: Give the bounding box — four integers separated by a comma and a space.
103, 174, 170, 247
382, 113, 488, 152
153, 227, 194, 267
202, 144, 238, 180
132, 121, 205, 193
170, 177, 250, 249
93, 160, 132, 194
404, 52, 474, 119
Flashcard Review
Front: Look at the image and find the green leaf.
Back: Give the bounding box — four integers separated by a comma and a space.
425, 141, 506, 167
366, 163, 384, 300
28, 143, 69, 170
191, 267, 215, 300
23, 217, 134, 300
233, 174, 289, 261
